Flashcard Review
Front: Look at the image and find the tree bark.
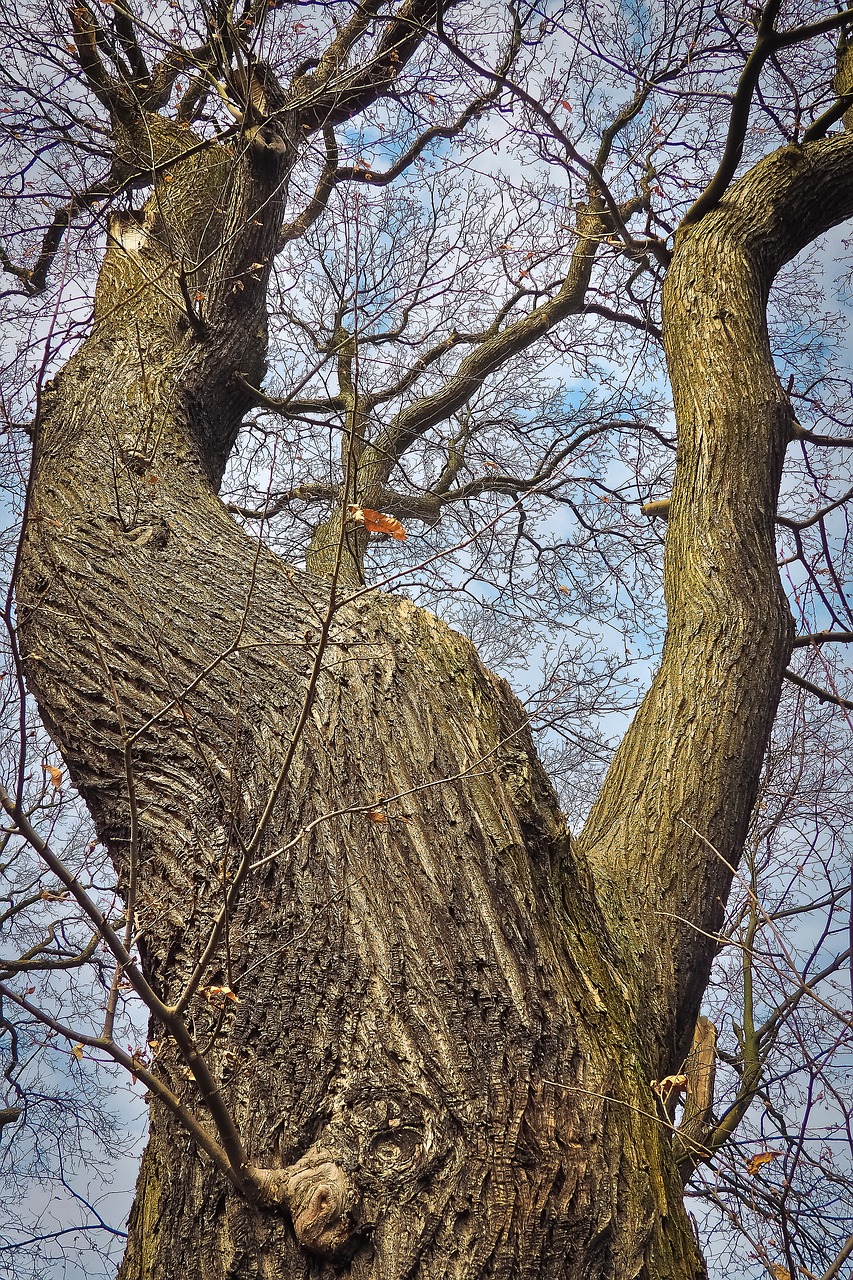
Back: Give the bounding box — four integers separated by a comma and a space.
15, 105, 853, 1280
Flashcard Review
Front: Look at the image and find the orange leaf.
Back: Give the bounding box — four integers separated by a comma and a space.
369, 809, 388, 823
202, 985, 240, 1003
45, 764, 63, 789
361, 509, 406, 540
650, 1073, 688, 1103
746, 1150, 780, 1176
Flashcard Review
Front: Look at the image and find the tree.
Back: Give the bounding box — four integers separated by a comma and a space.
1, 0, 853, 1276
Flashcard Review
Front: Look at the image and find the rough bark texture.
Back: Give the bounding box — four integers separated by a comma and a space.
15, 95, 853, 1280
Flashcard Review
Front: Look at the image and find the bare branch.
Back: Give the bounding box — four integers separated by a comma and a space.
792, 630, 853, 648
784, 669, 853, 709
777, 486, 853, 531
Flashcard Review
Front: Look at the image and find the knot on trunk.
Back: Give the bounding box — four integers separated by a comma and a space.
287, 1155, 356, 1257
247, 1145, 361, 1261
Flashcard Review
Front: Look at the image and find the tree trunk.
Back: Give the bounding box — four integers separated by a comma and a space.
15, 115, 853, 1279
18, 359, 703, 1275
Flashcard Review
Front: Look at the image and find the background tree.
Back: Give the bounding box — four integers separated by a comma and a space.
1, 1, 853, 1277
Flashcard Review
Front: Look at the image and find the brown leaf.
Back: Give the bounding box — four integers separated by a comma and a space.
45, 764, 63, 789
369, 809, 388, 824
746, 1150, 780, 1176
129, 1046, 149, 1084
202, 985, 240, 1003
650, 1073, 689, 1103
361, 509, 407, 540
770, 1266, 791, 1280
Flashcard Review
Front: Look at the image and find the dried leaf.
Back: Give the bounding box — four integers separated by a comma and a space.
39, 889, 69, 901
202, 985, 240, 1003
770, 1266, 790, 1280
129, 1045, 149, 1083
650, 1073, 689, 1103
71, 1043, 84, 1061
746, 1150, 780, 1176
361, 509, 406, 540
369, 809, 388, 824
45, 764, 63, 789
558, 585, 570, 595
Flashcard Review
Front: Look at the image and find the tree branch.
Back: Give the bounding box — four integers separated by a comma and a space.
681, 0, 785, 226
228, 483, 338, 520
784, 668, 853, 709
790, 420, 853, 446
290, 0, 453, 131
791, 630, 853, 648
683, 4, 853, 224
776, 485, 853, 531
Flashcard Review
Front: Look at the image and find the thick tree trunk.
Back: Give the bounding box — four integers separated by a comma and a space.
15, 120, 853, 1279
19, 363, 703, 1276
18, 356, 704, 1277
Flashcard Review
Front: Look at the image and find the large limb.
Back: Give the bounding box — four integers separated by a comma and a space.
579, 132, 853, 1073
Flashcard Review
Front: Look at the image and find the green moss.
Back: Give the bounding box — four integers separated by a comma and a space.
138, 1151, 163, 1279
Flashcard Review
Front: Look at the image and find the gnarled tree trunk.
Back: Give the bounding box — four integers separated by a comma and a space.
15, 88, 853, 1280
